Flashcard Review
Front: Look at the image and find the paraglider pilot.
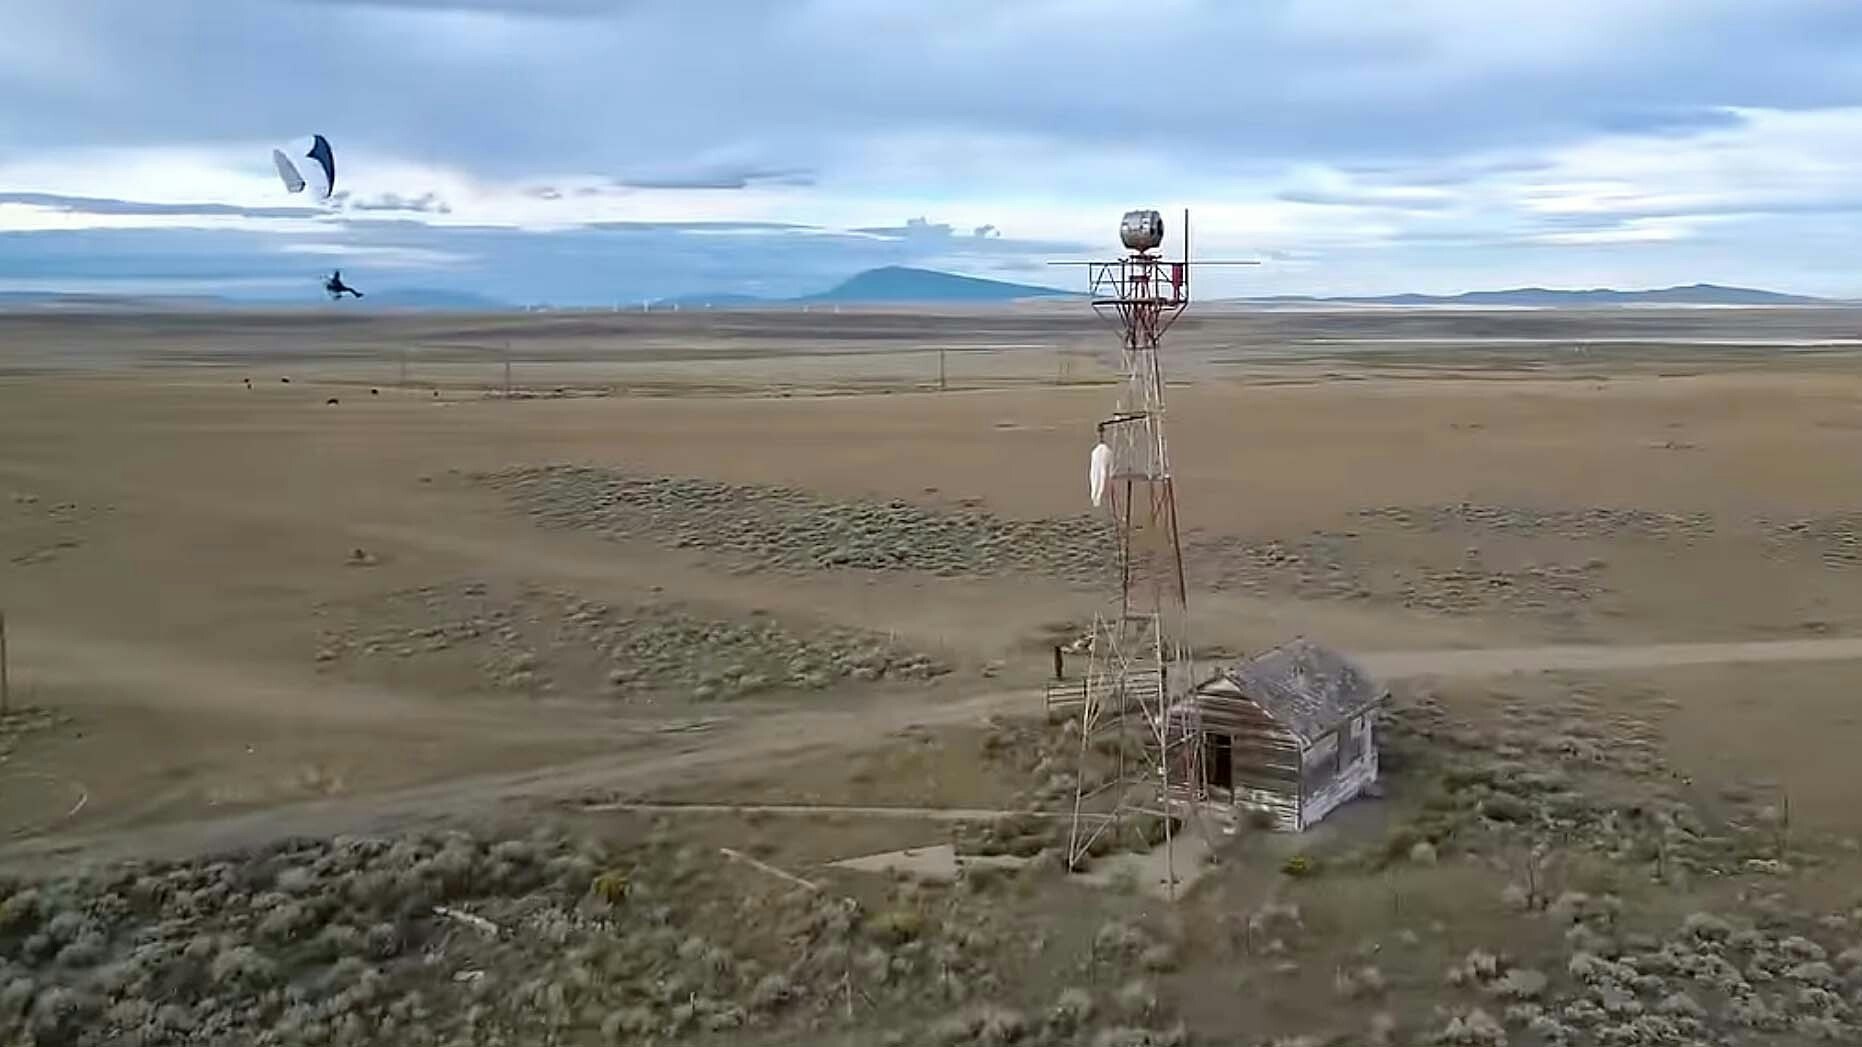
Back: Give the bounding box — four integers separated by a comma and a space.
324, 270, 365, 300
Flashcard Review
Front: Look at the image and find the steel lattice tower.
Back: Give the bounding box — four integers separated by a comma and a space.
1060, 211, 1207, 894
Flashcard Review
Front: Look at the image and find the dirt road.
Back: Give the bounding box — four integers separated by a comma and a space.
7, 631, 1862, 870
1360, 636, 1862, 680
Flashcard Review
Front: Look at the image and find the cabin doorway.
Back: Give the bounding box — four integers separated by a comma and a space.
1204, 731, 1233, 791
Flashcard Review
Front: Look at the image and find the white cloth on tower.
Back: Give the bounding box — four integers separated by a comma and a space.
1089, 441, 1112, 507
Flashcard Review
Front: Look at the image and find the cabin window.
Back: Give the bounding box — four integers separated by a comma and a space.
1303, 734, 1339, 795
1342, 715, 1366, 768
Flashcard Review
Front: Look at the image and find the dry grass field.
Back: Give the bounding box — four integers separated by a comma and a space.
2, 305, 1861, 1045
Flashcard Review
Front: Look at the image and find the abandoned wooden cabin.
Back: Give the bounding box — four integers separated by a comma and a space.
1177, 638, 1388, 832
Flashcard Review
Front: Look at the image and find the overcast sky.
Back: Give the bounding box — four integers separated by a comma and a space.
6, 0, 1862, 302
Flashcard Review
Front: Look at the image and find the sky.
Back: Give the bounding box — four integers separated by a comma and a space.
6, 0, 1862, 303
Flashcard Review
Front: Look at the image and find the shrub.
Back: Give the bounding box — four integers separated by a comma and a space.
0, 890, 41, 933
1479, 793, 1534, 823
590, 870, 629, 906
364, 921, 402, 960
867, 908, 925, 945
749, 973, 793, 1011
1139, 944, 1178, 973
1114, 979, 1157, 1021
1047, 987, 1095, 1033
602, 1005, 658, 1044
209, 945, 278, 991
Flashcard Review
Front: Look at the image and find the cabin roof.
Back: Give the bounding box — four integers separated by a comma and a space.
1199, 638, 1385, 743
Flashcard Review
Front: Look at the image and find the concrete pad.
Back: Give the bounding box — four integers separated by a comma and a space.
829, 843, 1030, 884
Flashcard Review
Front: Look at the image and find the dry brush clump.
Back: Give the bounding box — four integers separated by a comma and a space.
1357, 503, 1714, 544
4, 492, 105, 568
477, 467, 1622, 622
1362, 688, 1759, 880
1388, 874, 1862, 1045
1761, 511, 1862, 569
316, 580, 951, 700
1191, 517, 1614, 618
1239, 681, 1862, 1042
0, 822, 1198, 1047
476, 464, 1117, 582
1533, 902, 1862, 1044
0, 708, 68, 761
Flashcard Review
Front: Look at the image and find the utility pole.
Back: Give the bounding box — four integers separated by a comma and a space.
504, 341, 513, 400
939, 348, 947, 392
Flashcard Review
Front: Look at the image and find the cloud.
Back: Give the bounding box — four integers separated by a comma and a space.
277, 241, 474, 267
1337, 156, 1557, 187
16, 2, 1862, 179
306, 0, 629, 13
610, 164, 816, 191
1276, 188, 1455, 212
854, 216, 953, 240
846, 216, 1085, 259
9, 4, 1862, 297
583, 220, 811, 232
345, 191, 453, 214
1525, 217, 1703, 245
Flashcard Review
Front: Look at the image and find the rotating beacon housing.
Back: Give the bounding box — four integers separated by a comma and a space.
1118, 209, 1165, 254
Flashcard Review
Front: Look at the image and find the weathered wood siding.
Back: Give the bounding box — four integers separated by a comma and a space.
1300, 711, 1378, 828
1189, 685, 1303, 832
1179, 680, 1384, 834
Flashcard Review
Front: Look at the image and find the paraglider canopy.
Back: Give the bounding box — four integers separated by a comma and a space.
273, 135, 335, 200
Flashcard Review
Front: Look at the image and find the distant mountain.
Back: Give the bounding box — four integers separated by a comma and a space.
799, 266, 1076, 303
1239, 283, 1828, 307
